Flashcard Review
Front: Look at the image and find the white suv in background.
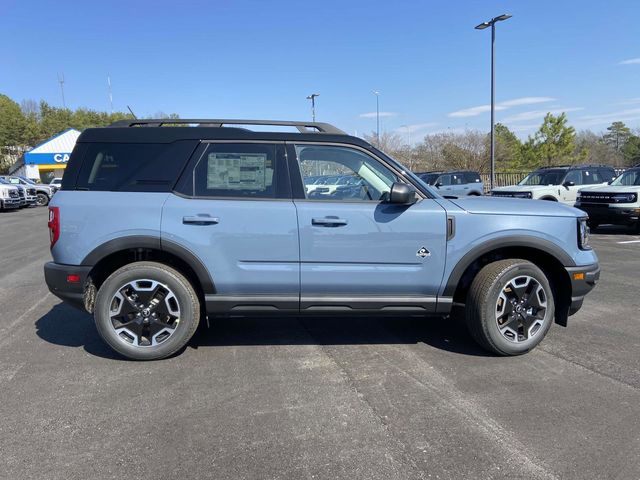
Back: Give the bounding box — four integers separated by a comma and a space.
491, 165, 616, 205
576, 166, 640, 231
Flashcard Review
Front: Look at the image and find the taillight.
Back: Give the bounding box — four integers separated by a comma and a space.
48, 206, 60, 248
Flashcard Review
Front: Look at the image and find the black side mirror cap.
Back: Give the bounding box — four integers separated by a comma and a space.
563, 181, 575, 188
388, 182, 417, 204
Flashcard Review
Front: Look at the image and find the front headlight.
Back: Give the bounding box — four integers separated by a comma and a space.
578, 218, 591, 250
612, 193, 637, 203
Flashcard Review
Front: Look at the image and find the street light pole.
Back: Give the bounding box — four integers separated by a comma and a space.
373, 90, 380, 146
306, 93, 319, 122
475, 13, 512, 190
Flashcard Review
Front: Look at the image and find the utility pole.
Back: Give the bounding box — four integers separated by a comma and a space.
373, 90, 380, 147
306, 93, 319, 122
475, 13, 512, 190
57, 73, 66, 109
107, 75, 114, 114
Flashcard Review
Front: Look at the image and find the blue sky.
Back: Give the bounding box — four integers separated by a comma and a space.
2, 0, 639, 141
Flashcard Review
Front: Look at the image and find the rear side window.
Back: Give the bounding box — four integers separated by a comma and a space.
75, 141, 196, 192
450, 173, 464, 185
183, 143, 288, 199
464, 172, 481, 183
581, 169, 604, 185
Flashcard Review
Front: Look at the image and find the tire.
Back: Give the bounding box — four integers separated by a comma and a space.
540, 196, 558, 202
588, 221, 599, 231
36, 193, 49, 206
465, 259, 555, 356
94, 261, 200, 360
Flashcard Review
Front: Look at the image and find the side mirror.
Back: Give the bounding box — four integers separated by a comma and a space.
388, 182, 417, 205
563, 181, 575, 188
435, 182, 443, 188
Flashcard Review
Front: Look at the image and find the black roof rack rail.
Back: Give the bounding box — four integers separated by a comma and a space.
108, 118, 347, 135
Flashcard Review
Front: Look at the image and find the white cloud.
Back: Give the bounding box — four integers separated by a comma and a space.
359, 111, 398, 118
498, 96, 556, 107
618, 58, 640, 65
573, 108, 640, 128
502, 107, 583, 123
448, 104, 507, 117
395, 122, 438, 134
614, 97, 640, 106
448, 96, 555, 117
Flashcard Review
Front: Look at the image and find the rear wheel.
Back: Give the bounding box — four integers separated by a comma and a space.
465, 259, 555, 356
94, 261, 200, 360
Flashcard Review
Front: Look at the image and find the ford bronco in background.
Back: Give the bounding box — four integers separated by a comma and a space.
491, 165, 616, 204
44, 119, 600, 360
576, 165, 640, 231
416, 171, 484, 196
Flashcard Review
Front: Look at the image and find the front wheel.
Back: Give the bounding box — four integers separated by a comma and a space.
94, 261, 200, 360
36, 193, 49, 206
465, 259, 555, 356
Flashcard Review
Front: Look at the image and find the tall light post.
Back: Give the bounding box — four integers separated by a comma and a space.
475, 13, 512, 190
306, 93, 319, 122
401, 124, 414, 169
372, 90, 380, 146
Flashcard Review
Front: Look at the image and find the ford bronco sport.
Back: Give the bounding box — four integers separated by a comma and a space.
416, 171, 484, 197
44, 119, 600, 360
491, 165, 616, 204
576, 165, 640, 231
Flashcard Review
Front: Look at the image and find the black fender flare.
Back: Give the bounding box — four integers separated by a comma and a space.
442, 235, 575, 297
81, 235, 215, 294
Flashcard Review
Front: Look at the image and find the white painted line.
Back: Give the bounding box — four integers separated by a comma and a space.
617, 239, 640, 244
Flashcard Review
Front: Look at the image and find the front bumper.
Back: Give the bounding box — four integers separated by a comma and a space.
0, 198, 21, 209
576, 204, 640, 226
565, 263, 600, 315
44, 262, 92, 311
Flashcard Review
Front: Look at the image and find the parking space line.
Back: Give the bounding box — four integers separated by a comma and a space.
617, 240, 640, 244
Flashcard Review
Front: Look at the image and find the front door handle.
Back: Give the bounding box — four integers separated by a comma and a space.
183, 215, 219, 225
312, 217, 348, 227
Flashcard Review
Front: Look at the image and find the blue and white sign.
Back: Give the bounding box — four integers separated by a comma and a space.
23, 129, 80, 166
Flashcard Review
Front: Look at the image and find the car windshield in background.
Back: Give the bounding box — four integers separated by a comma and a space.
611, 169, 640, 186
519, 170, 565, 186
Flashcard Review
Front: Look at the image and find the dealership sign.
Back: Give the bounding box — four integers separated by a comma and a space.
24, 152, 71, 165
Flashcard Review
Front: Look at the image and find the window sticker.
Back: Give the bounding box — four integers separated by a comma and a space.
206, 153, 268, 190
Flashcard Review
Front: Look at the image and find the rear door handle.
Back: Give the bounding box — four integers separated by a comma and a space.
183, 215, 219, 225
312, 217, 348, 227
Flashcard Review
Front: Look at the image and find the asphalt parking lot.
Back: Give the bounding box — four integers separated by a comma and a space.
1, 207, 639, 480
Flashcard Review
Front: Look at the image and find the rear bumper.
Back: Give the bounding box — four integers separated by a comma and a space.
44, 262, 92, 311
577, 204, 640, 225
566, 263, 600, 315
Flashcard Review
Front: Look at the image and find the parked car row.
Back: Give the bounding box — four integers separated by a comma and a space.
0, 175, 57, 211
490, 164, 640, 231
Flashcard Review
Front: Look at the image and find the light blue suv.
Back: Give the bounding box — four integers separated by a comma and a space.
44, 119, 600, 360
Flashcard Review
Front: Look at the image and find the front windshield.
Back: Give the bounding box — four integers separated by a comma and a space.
611, 169, 640, 186
519, 170, 565, 186
419, 173, 440, 185
20, 176, 36, 185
